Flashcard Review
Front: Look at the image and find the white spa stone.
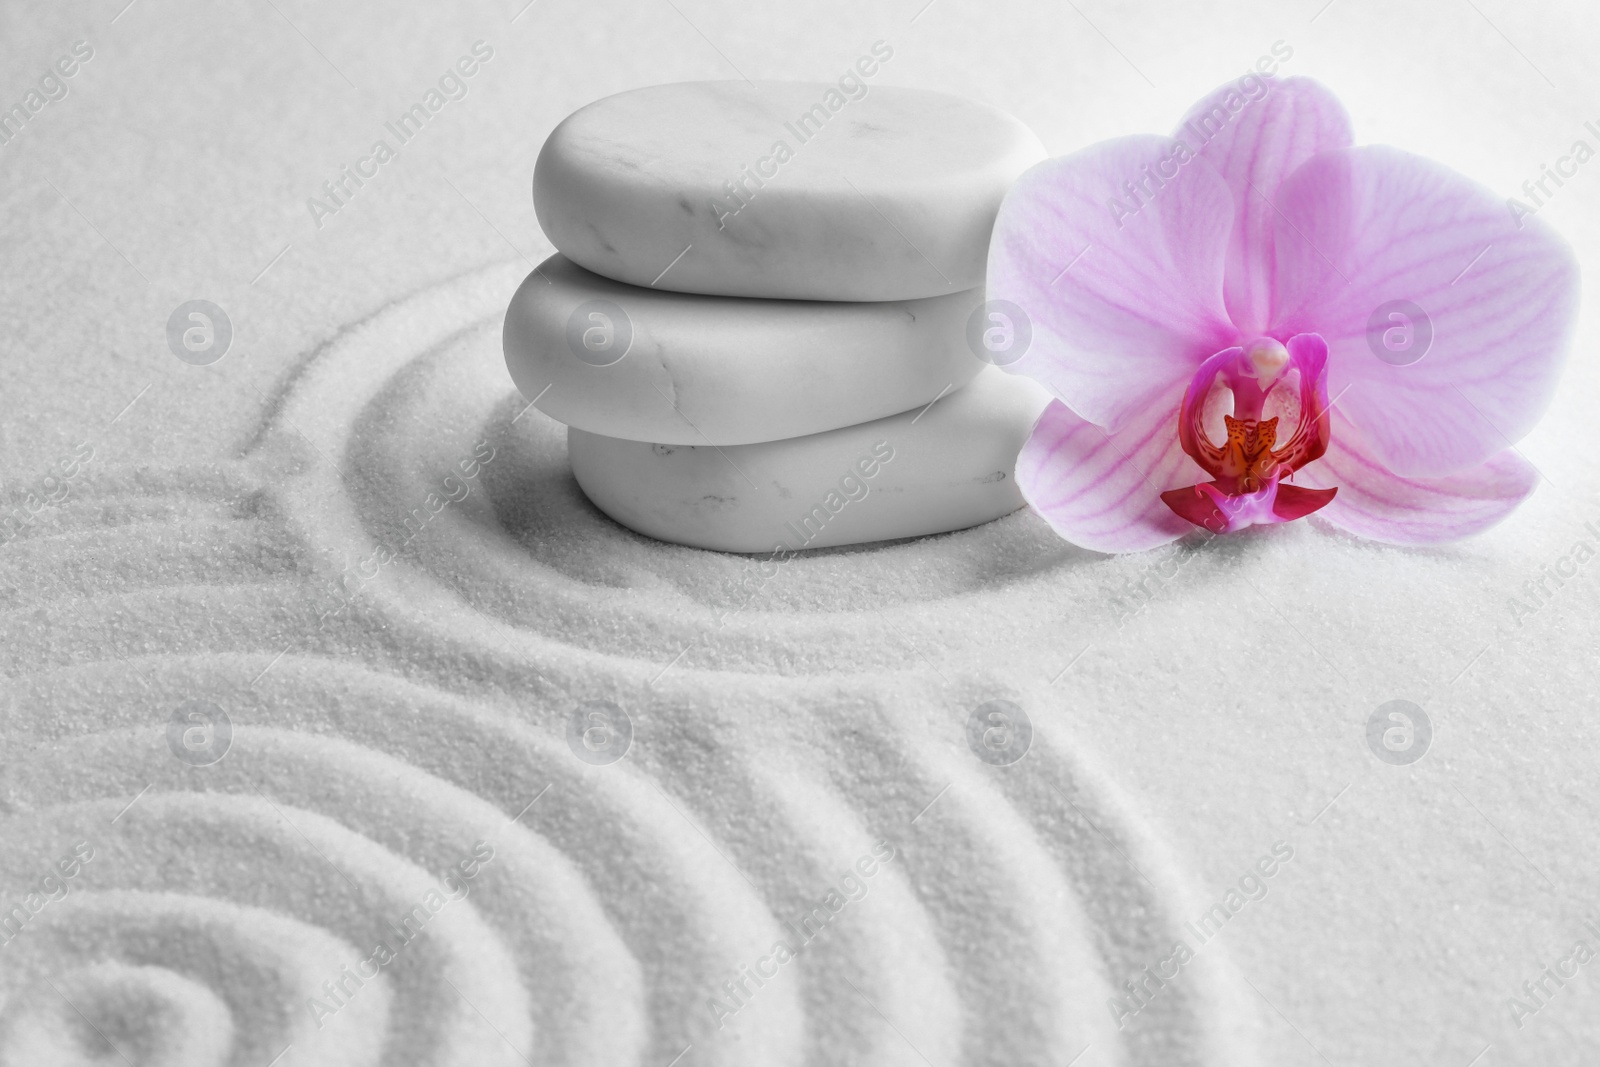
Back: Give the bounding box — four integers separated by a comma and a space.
533, 79, 1047, 301
504, 255, 986, 446
566, 366, 1052, 553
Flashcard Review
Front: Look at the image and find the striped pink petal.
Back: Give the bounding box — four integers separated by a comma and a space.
1015, 393, 1201, 553
1176, 76, 1353, 337
1296, 412, 1539, 543
988, 134, 1238, 434
1269, 145, 1579, 479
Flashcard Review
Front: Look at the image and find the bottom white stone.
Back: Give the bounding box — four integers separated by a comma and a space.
567, 367, 1051, 553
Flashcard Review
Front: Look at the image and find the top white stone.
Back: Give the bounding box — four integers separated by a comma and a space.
534, 72, 1047, 301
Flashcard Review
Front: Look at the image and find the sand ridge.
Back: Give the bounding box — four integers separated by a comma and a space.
0, 261, 1256, 1065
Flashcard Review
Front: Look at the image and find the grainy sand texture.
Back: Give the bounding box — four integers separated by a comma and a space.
2, 2, 1599, 1065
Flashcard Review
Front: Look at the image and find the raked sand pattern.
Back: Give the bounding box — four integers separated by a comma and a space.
0, 262, 1260, 1066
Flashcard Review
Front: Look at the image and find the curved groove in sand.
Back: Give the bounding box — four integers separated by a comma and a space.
6, 649, 1258, 1066
0, 264, 1260, 1065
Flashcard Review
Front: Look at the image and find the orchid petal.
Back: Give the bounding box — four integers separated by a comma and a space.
1160, 476, 1336, 533
1270, 145, 1579, 478
1015, 393, 1201, 553
1296, 413, 1539, 543
987, 135, 1238, 433
1176, 76, 1353, 335
1175, 346, 1242, 476
1273, 482, 1339, 522
1272, 332, 1332, 474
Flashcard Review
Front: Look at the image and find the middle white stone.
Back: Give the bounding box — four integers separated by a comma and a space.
503, 254, 985, 446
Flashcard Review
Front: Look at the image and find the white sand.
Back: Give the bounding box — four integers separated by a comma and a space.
2, 1, 1598, 1065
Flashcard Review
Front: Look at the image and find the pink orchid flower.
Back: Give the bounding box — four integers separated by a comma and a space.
987, 76, 1579, 552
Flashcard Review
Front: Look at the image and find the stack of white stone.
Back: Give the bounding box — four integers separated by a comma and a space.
504, 79, 1051, 553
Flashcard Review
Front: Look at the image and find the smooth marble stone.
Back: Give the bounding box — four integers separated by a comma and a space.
566, 367, 1051, 553
534, 80, 1047, 301
504, 255, 986, 446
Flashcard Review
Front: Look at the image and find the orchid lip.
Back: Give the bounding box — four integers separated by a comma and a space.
1161, 332, 1337, 533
